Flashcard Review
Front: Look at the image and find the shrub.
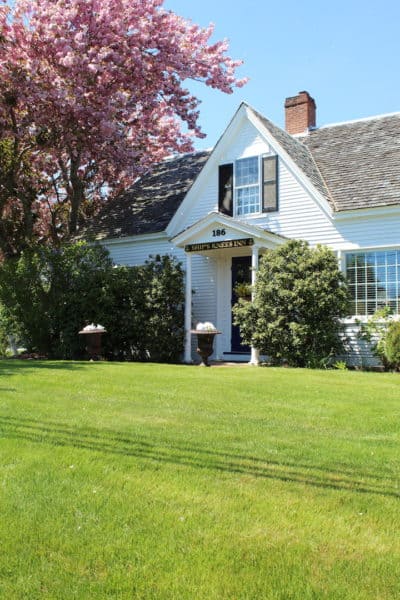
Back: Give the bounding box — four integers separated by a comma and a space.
0, 242, 113, 358
103, 256, 184, 363
384, 321, 400, 370
357, 306, 395, 370
0, 244, 185, 362
233, 240, 349, 367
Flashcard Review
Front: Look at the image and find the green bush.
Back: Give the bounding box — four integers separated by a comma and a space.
0, 243, 184, 362
384, 321, 400, 370
103, 255, 184, 363
233, 239, 349, 367
357, 306, 395, 370
0, 242, 113, 358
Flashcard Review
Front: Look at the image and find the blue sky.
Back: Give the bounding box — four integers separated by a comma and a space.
164, 0, 400, 149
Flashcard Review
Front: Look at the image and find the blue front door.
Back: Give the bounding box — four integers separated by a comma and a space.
231, 256, 251, 352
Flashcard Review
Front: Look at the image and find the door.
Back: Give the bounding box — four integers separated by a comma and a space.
231, 256, 251, 352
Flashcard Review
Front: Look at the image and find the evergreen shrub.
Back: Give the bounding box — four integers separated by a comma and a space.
0, 243, 184, 361
384, 321, 400, 370
233, 239, 349, 367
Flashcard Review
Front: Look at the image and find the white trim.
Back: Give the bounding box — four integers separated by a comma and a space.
100, 232, 168, 245
171, 211, 286, 249
340, 243, 400, 252
334, 204, 400, 221
184, 253, 192, 363
249, 245, 260, 366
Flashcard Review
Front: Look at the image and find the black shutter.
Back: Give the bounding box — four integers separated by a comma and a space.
262, 156, 278, 212
218, 164, 233, 216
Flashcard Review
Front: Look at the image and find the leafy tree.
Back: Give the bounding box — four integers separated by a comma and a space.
233, 240, 349, 367
0, 0, 245, 255
0, 242, 184, 361
0, 242, 113, 358
0, 138, 46, 259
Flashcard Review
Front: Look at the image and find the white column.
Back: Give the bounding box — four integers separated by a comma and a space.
184, 252, 193, 363
249, 245, 260, 366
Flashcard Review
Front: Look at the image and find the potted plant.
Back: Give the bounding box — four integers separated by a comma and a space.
190, 322, 221, 366
234, 282, 252, 302
78, 323, 106, 360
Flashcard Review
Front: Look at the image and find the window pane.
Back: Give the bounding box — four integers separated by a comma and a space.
366, 266, 377, 283
235, 157, 260, 215
356, 268, 366, 283
347, 254, 356, 268
355, 254, 366, 267
376, 266, 386, 283
346, 250, 400, 316
366, 253, 376, 266
356, 284, 366, 300
236, 185, 260, 215
236, 157, 258, 186
347, 269, 356, 284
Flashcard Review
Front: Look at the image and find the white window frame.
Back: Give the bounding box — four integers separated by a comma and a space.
234, 155, 261, 217
344, 247, 400, 317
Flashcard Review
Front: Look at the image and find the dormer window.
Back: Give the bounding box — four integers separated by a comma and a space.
236, 157, 259, 215
218, 155, 278, 217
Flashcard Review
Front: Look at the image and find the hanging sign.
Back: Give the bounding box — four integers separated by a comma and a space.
185, 238, 254, 253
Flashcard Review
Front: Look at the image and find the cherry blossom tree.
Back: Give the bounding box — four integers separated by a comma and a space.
0, 0, 245, 256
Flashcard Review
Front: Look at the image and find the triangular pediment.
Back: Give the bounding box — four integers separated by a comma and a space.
167, 103, 333, 238
171, 212, 285, 251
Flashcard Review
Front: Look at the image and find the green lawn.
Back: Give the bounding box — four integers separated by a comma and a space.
0, 361, 399, 599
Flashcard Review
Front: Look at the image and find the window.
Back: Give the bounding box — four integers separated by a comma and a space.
218, 156, 278, 217
346, 250, 400, 315
235, 157, 259, 215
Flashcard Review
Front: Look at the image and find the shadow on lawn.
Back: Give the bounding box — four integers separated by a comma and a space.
0, 360, 89, 376
0, 415, 398, 500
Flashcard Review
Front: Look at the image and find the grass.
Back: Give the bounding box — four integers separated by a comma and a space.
0, 360, 399, 599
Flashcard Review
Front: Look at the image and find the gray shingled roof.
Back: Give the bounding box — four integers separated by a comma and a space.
302, 114, 400, 211
249, 106, 332, 204
79, 150, 210, 239
82, 109, 400, 240
251, 107, 400, 212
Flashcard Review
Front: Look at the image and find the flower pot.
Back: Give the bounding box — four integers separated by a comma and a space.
78, 324, 106, 361
191, 330, 221, 366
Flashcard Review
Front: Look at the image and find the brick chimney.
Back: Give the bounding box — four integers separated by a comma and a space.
285, 91, 316, 134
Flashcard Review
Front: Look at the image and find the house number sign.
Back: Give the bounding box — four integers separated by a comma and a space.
185, 238, 254, 252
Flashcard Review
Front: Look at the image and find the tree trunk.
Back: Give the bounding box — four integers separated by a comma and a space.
68, 154, 84, 235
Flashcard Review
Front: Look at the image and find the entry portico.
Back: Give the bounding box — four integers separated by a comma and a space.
171, 212, 286, 363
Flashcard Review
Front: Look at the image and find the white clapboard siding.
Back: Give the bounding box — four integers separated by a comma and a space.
104, 236, 184, 266
340, 324, 381, 368
181, 120, 271, 230
221, 121, 270, 163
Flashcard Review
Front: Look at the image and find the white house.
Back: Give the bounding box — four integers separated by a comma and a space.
82, 91, 400, 365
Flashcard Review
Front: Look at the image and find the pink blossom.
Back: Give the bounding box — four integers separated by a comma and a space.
0, 0, 246, 247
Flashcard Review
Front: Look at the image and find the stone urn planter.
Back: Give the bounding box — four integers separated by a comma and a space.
191, 322, 221, 366
78, 324, 106, 361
